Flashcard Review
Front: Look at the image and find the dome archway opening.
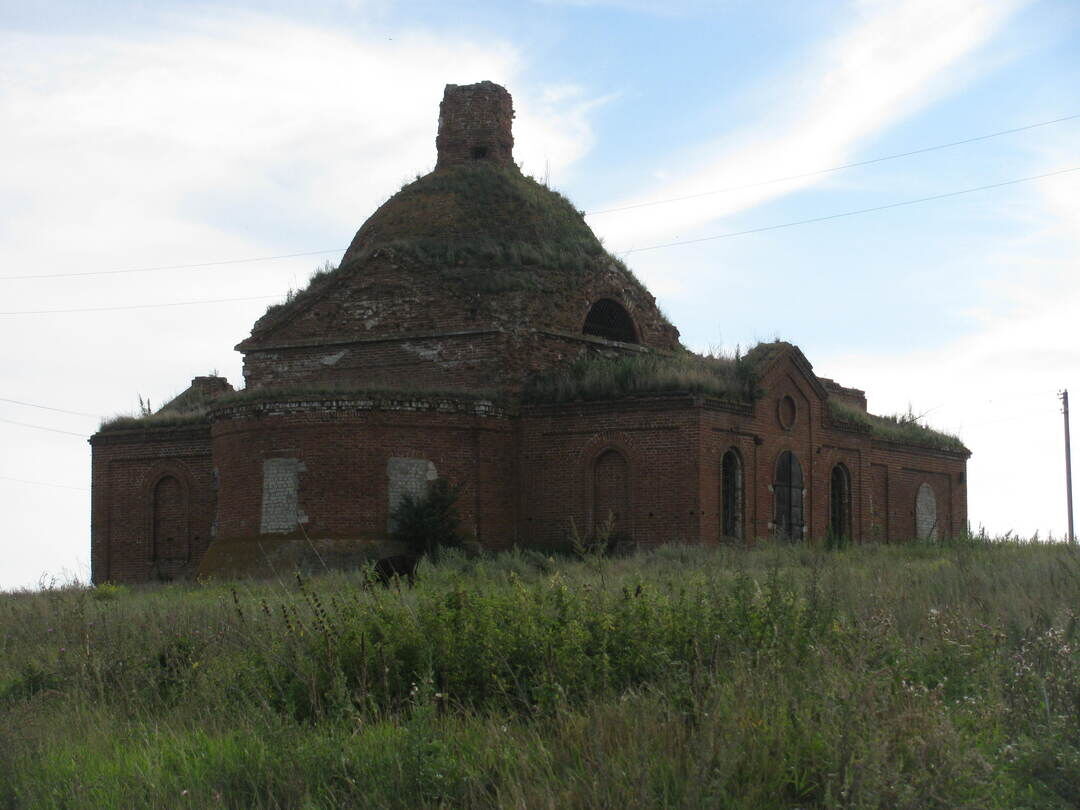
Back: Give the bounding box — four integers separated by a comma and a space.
583, 298, 638, 344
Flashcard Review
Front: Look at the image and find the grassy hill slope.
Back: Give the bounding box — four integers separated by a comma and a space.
2, 540, 1079, 808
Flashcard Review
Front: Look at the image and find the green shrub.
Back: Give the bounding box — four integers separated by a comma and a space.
390, 478, 464, 557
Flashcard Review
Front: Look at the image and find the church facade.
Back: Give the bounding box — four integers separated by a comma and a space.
90, 82, 969, 584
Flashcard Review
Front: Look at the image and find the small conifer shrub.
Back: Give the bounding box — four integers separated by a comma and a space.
389, 478, 463, 557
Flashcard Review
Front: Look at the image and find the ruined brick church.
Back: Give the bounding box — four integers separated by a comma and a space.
90, 82, 969, 583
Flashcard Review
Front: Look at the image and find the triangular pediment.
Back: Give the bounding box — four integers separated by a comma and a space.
745, 341, 829, 402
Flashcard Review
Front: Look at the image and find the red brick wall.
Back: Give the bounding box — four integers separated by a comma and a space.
92, 356, 968, 583
434, 81, 515, 169
695, 356, 968, 545
868, 463, 889, 540
210, 397, 516, 549
239, 249, 680, 394
519, 397, 702, 549
516, 354, 967, 551
592, 448, 630, 534
90, 425, 215, 584
152, 475, 189, 578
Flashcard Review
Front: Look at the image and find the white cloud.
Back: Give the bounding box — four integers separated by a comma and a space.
817, 168, 1079, 538
587, 0, 1027, 253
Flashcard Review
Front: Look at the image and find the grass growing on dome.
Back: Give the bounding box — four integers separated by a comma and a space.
523, 350, 758, 404
254, 260, 339, 329
827, 399, 967, 453
250, 163, 664, 334
366, 162, 601, 252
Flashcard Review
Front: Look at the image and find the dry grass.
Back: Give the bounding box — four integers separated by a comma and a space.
523, 349, 758, 404
828, 399, 967, 453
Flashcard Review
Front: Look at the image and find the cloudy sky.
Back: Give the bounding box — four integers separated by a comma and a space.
1, 0, 1077, 589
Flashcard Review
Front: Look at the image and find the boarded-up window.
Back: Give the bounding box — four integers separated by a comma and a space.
583, 299, 637, 344
721, 449, 743, 539
773, 451, 804, 541
915, 482, 938, 541
593, 449, 629, 534
261, 458, 306, 534
152, 475, 188, 574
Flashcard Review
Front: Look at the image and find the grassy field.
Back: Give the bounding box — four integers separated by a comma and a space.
2, 539, 1079, 808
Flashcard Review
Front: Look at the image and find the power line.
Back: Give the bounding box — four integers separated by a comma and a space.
0, 166, 1074, 315
588, 112, 1080, 216
0, 475, 88, 492
619, 165, 1080, 255
0, 416, 88, 438
0, 397, 101, 419
3, 113, 1076, 283
0, 294, 280, 317
0, 249, 343, 282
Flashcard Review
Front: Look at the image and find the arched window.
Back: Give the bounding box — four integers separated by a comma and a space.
829, 464, 852, 543
721, 449, 743, 540
152, 475, 189, 578
583, 299, 638, 344
915, 482, 938, 541
593, 448, 629, 536
773, 451, 804, 541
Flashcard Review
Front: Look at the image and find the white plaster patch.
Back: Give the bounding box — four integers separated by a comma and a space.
387, 456, 437, 532
915, 482, 938, 541
261, 458, 307, 534
401, 342, 442, 361
320, 350, 347, 366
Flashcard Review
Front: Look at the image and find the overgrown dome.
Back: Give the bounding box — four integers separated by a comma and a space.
239, 81, 681, 381
340, 162, 606, 266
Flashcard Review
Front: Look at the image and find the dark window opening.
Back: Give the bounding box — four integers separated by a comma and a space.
829, 464, 852, 544
583, 298, 638, 344
471, 146, 489, 159
721, 449, 743, 540
773, 451, 804, 541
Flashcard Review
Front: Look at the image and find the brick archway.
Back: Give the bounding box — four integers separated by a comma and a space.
140, 461, 194, 580
592, 448, 629, 535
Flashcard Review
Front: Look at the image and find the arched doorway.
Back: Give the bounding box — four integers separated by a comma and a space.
152, 475, 189, 579
773, 451, 804, 541
593, 448, 629, 537
829, 464, 852, 544
583, 299, 638, 343
721, 449, 743, 540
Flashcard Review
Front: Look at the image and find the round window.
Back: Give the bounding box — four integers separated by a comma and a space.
777, 395, 797, 429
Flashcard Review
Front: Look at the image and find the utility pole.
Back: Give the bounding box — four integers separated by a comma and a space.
1062, 389, 1074, 544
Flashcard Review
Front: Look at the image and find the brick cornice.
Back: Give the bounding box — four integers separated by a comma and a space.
89, 423, 211, 446
236, 328, 502, 353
